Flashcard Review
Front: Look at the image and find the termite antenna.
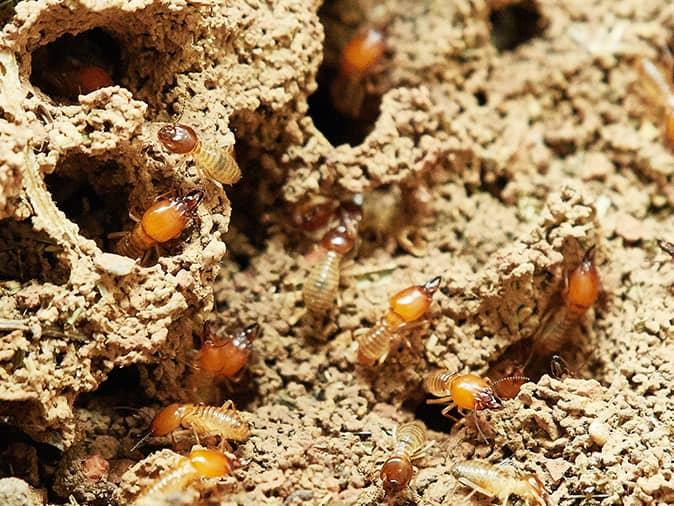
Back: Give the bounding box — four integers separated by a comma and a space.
129, 431, 152, 453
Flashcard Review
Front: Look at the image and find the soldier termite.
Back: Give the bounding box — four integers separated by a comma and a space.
451, 460, 551, 505
380, 421, 430, 496
134, 448, 236, 505
658, 240, 674, 260
330, 27, 387, 118
130, 401, 249, 452
531, 246, 600, 357
113, 189, 203, 260
303, 221, 357, 315
356, 276, 441, 366
424, 371, 503, 443
197, 323, 259, 381
158, 123, 241, 185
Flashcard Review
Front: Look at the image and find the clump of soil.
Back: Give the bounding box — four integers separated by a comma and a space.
0, 0, 673, 505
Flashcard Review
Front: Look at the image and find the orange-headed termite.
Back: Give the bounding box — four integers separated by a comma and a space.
330, 27, 386, 118
158, 124, 241, 185
451, 460, 551, 506
114, 189, 203, 259
531, 246, 600, 357
135, 448, 236, 504
380, 421, 429, 495
659, 240, 674, 260
424, 371, 503, 443
303, 222, 357, 315
197, 323, 260, 381
130, 401, 249, 452
356, 276, 441, 366
635, 56, 674, 149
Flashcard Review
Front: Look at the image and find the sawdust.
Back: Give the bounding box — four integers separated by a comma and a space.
0, 0, 673, 505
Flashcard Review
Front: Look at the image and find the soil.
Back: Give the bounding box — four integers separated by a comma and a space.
0, 0, 673, 505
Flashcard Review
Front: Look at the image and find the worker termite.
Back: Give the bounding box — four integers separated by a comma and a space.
303, 220, 357, 315
197, 323, 259, 381
330, 27, 387, 118
531, 246, 600, 357
113, 189, 203, 260
424, 371, 503, 443
356, 276, 441, 366
157, 123, 241, 185
380, 421, 430, 495
130, 401, 249, 452
635, 55, 674, 149
451, 460, 551, 506
135, 448, 236, 505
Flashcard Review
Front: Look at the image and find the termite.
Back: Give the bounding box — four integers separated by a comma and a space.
451, 460, 551, 506
157, 124, 241, 185
424, 371, 503, 443
635, 55, 674, 149
330, 27, 387, 118
356, 276, 441, 366
290, 197, 338, 234
113, 189, 203, 259
135, 448, 236, 504
492, 373, 529, 400
658, 239, 674, 259
303, 221, 357, 315
197, 323, 259, 381
130, 401, 249, 452
380, 421, 430, 495
531, 246, 600, 357
37, 62, 114, 100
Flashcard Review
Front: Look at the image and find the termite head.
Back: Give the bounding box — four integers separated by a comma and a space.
290, 198, 337, 232
150, 403, 187, 436
188, 448, 235, 477
380, 456, 413, 495
565, 246, 600, 310
340, 27, 386, 77
320, 224, 355, 254
78, 66, 113, 94
389, 275, 441, 322
158, 123, 199, 154
520, 474, 551, 506
175, 189, 204, 215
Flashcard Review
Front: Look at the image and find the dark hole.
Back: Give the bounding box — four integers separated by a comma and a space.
0, 422, 62, 484
489, 1, 544, 51
76, 365, 147, 406
308, 66, 382, 146
0, 219, 70, 285
474, 90, 487, 105
30, 28, 123, 103
409, 399, 453, 434
45, 154, 131, 253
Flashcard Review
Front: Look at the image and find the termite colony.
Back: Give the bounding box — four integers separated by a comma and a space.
0, 0, 634, 503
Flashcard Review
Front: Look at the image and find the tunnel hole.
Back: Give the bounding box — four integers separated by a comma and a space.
489, 1, 544, 52
0, 219, 70, 285
30, 28, 124, 104
410, 398, 454, 434
76, 365, 148, 408
309, 3, 386, 146
45, 154, 131, 253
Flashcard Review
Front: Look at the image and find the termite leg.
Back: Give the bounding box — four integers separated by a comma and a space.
471, 411, 490, 445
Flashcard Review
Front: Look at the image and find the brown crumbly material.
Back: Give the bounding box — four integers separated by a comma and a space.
0, 0, 673, 505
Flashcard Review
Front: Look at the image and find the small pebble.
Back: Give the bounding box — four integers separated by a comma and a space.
94, 253, 136, 276
589, 420, 610, 447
